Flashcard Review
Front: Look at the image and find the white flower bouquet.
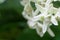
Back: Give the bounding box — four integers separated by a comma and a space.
20, 0, 60, 37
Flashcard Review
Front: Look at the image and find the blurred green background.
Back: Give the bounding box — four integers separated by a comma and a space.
0, 0, 60, 40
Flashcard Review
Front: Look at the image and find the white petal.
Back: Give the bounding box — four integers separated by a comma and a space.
42, 17, 52, 33
36, 27, 44, 37
37, 22, 43, 27
31, 14, 44, 21
51, 16, 58, 25
47, 27, 55, 37
35, 4, 44, 13
24, 3, 33, 13
20, 0, 29, 6
35, 22, 44, 37
27, 20, 36, 29
42, 22, 48, 33
55, 8, 60, 17
42, 19, 50, 33
22, 11, 31, 20
48, 6, 58, 15
45, 0, 52, 5
33, 9, 39, 16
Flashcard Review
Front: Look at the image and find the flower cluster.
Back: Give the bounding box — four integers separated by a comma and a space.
20, 0, 60, 37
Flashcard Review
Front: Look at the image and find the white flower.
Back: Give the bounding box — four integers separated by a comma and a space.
20, 0, 30, 6
21, 0, 60, 37
51, 15, 58, 25
22, 3, 34, 20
